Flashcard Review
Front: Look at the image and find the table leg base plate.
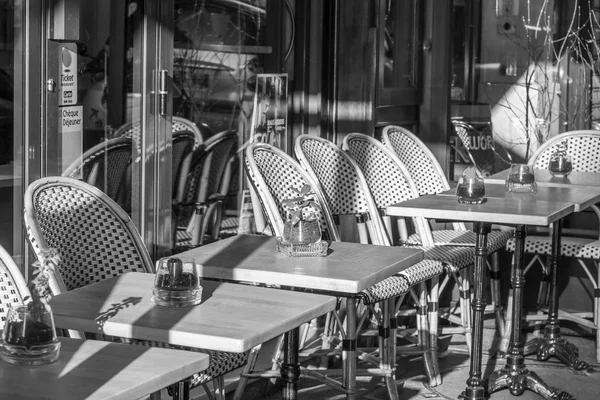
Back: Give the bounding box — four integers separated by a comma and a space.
524, 336, 591, 372
487, 365, 575, 399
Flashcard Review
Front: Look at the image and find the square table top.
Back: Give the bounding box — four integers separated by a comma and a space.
486, 168, 600, 188
176, 234, 424, 295
386, 194, 574, 227
440, 182, 600, 212
0, 337, 209, 400
50, 273, 337, 352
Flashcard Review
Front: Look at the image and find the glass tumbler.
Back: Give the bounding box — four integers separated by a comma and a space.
0, 304, 60, 366
152, 257, 202, 307
506, 163, 537, 193
456, 167, 486, 204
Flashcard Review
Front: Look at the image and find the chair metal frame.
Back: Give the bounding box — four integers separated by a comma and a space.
23, 176, 253, 400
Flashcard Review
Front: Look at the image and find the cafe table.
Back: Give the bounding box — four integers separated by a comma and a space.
177, 234, 425, 400
386, 194, 576, 400
482, 171, 600, 371
486, 167, 600, 188
0, 337, 209, 400
50, 273, 337, 400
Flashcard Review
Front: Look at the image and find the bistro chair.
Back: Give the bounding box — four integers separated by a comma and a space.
342, 132, 478, 362
244, 141, 443, 395
0, 245, 30, 331
171, 130, 196, 200
62, 136, 132, 212
115, 116, 205, 149
382, 125, 512, 336
294, 135, 446, 382
501, 130, 600, 361
23, 176, 253, 400
173, 129, 238, 249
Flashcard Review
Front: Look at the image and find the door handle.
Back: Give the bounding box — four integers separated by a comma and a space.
158, 70, 169, 116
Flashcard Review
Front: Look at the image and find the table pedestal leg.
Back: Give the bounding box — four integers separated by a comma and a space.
342, 298, 357, 400
281, 328, 300, 400
522, 220, 590, 371
460, 222, 489, 400
487, 225, 574, 400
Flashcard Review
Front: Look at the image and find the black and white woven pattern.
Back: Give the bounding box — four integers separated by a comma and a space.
24, 177, 250, 394
506, 236, 600, 259
408, 230, 512, 254
248, 145, 335, 240
297, 137, 370, 215
383, 127, 447, 195
62, 137, 133, 204
32, 185, 148, 290
344, 136, 416, 208
0, 254, 27, 331
132, 339, 249, 387
532, 134, 600, 171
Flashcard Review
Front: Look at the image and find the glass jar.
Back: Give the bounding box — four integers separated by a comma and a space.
282, 218, 321, 245
548, 141, 572, 178
506, 163, 537, 193
0, 304, 60, 366
152, 257, 202, 307
456, 166, 486, 204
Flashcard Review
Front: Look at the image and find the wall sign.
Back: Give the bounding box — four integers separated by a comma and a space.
59, 46, 78, 106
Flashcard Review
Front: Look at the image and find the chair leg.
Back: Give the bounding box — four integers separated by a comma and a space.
213, 376, 226, 400
594, 260, 600, 362
499, 254, 517, 354
457, 268, 472, 355
381, 297, 400, 400
232, 345, 262, 400
488, 252, 505, 337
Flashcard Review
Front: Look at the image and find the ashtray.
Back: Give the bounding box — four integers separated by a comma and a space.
276, 237, 329, 257
152, 257, 202, 307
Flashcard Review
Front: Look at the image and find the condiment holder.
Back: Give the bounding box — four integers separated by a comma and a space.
152, 257, 202, 307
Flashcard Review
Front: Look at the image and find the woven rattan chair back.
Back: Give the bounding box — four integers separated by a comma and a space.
382, 125, 468, 231
176, 130, 237, 208
115, 116, 204, 148
0, 245, 30, 331
342, 133, 419, 209
173, 116, 205, 148
382, 125, 449, 195
172, 130, 196, 198
529, 130, 600, 171
342, 132, 434, 245
62, 137, 132, 206
294, 135, 388, 245
24, 177, 153, 295
244, 142, 340, 241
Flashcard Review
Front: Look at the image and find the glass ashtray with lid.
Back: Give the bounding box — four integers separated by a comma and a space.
152, 257, 202, 307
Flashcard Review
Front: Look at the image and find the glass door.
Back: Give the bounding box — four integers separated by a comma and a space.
43, 0, 174, 259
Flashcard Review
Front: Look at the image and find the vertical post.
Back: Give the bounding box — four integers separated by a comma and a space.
463, 221, 489, 400
281, 328, 300, 400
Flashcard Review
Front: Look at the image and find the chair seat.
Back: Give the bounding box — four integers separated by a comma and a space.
407, 229, 512, 253
130, 339, 249, 387
359, 259, 445, 304
506, 236, 600, 259
403, 242, 474, 273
